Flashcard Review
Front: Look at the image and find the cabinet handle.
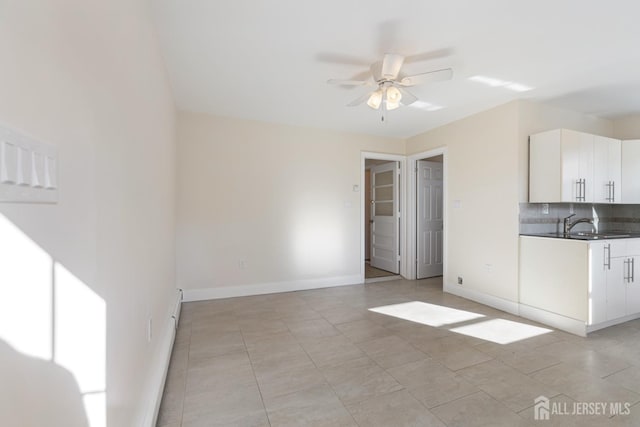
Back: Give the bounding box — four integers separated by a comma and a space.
604, 244, 611, 270
611, 181, 616, 203
632, 258, 635, 283
576, 179, 582, 202
606, 181, 613, 202
582, 179, 586, 201
624, 259, 630, 282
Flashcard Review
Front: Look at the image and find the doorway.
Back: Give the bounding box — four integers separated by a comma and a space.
363, 157, 402, 281
407, 148, 446, 283
416, 155, 444, 279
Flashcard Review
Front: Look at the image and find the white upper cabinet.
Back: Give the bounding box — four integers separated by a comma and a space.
622, 140, 640, 203
529, 129, 621, 203
593, 135, 621, 204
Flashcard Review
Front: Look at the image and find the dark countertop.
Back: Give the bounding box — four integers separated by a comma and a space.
520, 231, 640, 241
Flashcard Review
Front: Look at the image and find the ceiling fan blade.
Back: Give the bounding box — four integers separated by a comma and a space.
397, 87, 418, 106
404, 48, 454, 64
316, 52, 370, 66
381, 53, 405, 80
327, 79, 370, 86
346, 91, 373, 107
399, 68, 453, 87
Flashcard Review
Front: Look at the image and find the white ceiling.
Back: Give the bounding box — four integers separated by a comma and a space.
151, 0, 640, 139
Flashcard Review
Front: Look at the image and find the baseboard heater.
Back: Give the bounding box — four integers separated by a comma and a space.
172, 288, 183, 330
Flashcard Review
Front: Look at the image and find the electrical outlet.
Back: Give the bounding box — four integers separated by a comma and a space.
541, 203, 549, 215
457, 276, 463, 285
147, 317, 152, 343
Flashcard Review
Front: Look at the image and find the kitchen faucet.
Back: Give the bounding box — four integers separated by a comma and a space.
563, 213, 595, 235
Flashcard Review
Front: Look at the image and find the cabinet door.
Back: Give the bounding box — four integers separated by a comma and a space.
593, 136, 622, 204
626, 256, 640, 315
622, 140, 640, 203
562, 130, 593, 202
606, 257, 628, 321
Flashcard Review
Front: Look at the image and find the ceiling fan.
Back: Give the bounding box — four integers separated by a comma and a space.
327, 53, 453, 121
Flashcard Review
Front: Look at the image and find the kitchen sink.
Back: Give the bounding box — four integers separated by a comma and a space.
523, 232, 633, 240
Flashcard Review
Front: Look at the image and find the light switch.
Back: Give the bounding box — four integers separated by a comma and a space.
16, 147, 30, 186
0, 141, 17, 184
352, 184, 359, 192
31, 151, 45, 188
44, 156, 57, 189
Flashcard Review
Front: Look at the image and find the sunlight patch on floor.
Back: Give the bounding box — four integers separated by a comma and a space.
369, 301, 485, 327
450, 318, 553, 344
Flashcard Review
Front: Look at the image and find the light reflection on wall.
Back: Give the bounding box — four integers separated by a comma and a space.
292, 208, 346, 276
0, 214, 105, 426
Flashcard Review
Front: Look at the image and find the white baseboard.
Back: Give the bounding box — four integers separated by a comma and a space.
586, 312, 640, 334
519, 304, 587, 337
140, 291, 182, 427
443, 283, 520, 315
183, 274, 363, 302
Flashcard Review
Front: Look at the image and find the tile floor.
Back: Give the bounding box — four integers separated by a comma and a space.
364, 262, 398, 279
157, 278, 640, 426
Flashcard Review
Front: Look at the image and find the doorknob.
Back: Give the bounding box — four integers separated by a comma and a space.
369, 220, 374, 224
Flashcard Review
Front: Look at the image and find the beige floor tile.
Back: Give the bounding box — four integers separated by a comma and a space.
408, 374, 479, 408
188, 330, 246, 360
456, 359, 522, 385
531, 363, 640, 405
264, 383, 357, 427
321, 356, 404, 405
346, 389, 445, 427
430, 391, 529, 427
300, 334, 365, 368
256, 363, 327, 400
335, 319, 392, 343
158, 278, 640, 426
319, 306, 368, 325
438, 346, 494, 371
605, 366, 640, 394
287, 318, 342, 340
185, 351, 255, 396
182, 382, 267, 427
475, 343, 562, 374
357, 335, 424, 369
476, 371, 561, 412
386, 358, 453, 388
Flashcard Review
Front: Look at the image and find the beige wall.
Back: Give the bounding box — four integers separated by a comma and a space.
405, 100, 614, 304
177, 112, 404, 294
0, 1, 176, 426
406, 102, 521, 302
612, 115, 640, 139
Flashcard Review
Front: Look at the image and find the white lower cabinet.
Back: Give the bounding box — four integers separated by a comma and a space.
626, 256, 640, 314
520, 236, 640, 335
591, 241, 640, 324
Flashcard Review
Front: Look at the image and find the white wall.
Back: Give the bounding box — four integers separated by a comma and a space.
176, 112, 404, 298
0, 1, 176, 426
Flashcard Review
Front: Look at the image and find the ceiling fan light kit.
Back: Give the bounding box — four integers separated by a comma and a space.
327, 52, 453, 121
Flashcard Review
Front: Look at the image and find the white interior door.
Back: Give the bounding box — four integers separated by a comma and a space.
371, 162, 399, 274
417, 160, 443, 279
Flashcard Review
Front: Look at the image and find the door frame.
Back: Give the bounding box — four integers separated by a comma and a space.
407, 147, 448, 281
360, 152, 407, 283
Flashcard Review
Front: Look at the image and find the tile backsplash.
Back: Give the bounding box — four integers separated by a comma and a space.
519, 203, 640, 234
